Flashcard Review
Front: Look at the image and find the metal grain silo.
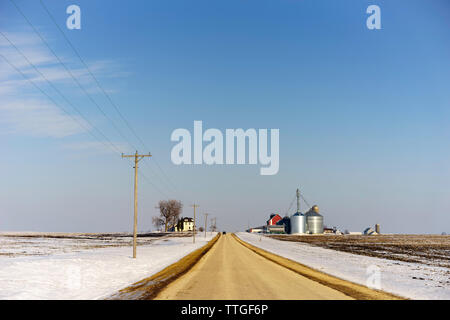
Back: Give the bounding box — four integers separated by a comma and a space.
290, 212, 306, 234
305, 205, 323, 234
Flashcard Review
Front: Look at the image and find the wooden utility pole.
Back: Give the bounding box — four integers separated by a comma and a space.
122, 151, 151, 258
191, 204, 199, 243
203, 213, 209, 238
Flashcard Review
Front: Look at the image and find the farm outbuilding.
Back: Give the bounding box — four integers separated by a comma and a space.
264, 225, 286, 234
267, 214, 283, 226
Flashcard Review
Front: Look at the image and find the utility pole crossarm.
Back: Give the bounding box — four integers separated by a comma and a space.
121, 152, 151, 158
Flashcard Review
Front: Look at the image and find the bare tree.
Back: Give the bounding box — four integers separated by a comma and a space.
152, 216, 164, 231
156, 200, 183, 232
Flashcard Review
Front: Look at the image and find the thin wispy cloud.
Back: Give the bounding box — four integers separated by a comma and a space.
0, 31, 43, 48
0, 30, 125, 150
63, 141, 131, 155
0, 99, 88, 138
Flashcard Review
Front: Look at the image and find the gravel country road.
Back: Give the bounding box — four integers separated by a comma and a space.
155, 233, 353, 300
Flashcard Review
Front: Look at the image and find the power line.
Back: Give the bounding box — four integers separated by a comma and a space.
38, 0, 181, 195
39, 0, 146, 150
0, 39, 171, 200
10, 0, 140, 152
139, 170, 171, 199
11, 0, 178, 198
0, 31, 123, 155
0, 52, 122, 154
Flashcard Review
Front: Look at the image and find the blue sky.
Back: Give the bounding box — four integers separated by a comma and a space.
0, 0, 449, 233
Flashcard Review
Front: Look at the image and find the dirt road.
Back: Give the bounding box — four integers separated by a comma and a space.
155, 234, 353, 300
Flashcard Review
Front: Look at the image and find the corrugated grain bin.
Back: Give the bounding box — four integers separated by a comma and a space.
290, 212, 306, 234
305, 205, 324, 234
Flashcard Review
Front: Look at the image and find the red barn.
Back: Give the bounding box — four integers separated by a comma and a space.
267, 213, 282, 226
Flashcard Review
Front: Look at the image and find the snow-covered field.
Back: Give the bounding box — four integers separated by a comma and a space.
0, 232, 216, 300
0, 234, 159, 257
236, 232, 450, 300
